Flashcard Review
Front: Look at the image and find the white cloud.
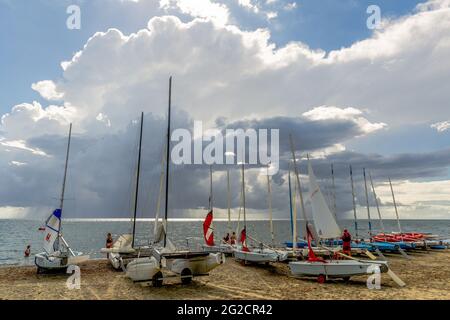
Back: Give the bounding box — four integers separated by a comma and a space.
303, 106, 387, 135
431, 120, 450, 132
159, 0, 230, 25
0, 140, 48, 156
31, 80, 64, 101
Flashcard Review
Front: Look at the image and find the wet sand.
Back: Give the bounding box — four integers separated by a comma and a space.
0, 251, 449, 300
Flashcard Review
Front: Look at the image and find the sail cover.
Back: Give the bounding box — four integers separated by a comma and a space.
308, 161, 342, 239
43, 209, 62, 254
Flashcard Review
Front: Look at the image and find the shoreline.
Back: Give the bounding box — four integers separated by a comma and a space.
1, 251, 449, 300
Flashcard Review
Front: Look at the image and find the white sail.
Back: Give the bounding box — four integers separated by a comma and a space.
308, 160, 341, 239
43, 209, 62, 254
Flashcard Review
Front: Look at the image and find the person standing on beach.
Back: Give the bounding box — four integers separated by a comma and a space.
341, 229, 352, 256
230, 232, 236, 245
24, 245, 31, 257
106, 233, 113, 258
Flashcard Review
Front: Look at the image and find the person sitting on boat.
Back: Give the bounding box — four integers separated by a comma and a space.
341, 229, 352, 255
24, 245, 31, 257
230, 232, 236, 245
106, 233, 113, 258
223, 233, 230, 244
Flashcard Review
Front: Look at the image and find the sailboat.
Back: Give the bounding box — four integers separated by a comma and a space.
201, 167, 235, 255
35, 124, 89, 273
233, 163, 288, 264
127, 77, 224, 286
101, 112, 153, 270
288, 141, 389, 283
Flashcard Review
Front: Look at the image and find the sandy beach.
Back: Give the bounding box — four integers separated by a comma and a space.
1, 251, 449, 300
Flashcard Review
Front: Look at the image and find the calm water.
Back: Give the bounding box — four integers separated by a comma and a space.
1, 219, 449, 266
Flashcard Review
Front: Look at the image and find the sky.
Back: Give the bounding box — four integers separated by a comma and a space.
0, 0, 449, 221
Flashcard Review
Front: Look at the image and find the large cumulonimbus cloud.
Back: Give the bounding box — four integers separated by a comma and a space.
1, 0, 450, 219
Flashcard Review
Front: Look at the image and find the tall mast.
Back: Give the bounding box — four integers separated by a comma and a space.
241, 163, 246, 232
154, 143, 166, 242
267, 165, 274, 246
363, 168, 372, 239
369, 172, 386, 235
288, 167, 294, 238
331, 164, 337, 219
227, 169, 231, 234
131, 112, 144, 248
60, 123, 72, 213
389, 178, 404, 242
288, 134, 307, 238
209, 166, 213, 210
349, 165, 359, 239
292, 170, 298, 250
163, 77, 172, 247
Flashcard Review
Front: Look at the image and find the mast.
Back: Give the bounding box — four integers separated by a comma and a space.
153, 143, 166, 242
363, 168, 372, 239
292, 170, 298, 250
60, 123, 72, 213
349, 165, 359, 239
267, 165, 274, 246
163, 77, 172, 247
288, 167, 294, 238
331, 164, 337, 219
369, 172, 386, 235
389, 178, 404, 242
227, 169, 231, 234
241, 163, 246, 232
288, 134, 307, 237
209, 166, 213, 210
131, 112, 144, 248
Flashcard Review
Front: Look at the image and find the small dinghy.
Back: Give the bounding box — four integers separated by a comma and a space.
233, 163, 288, 264
35, 124, 89, 273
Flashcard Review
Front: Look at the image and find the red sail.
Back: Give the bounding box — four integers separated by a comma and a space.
239, 227, 250, 252
203, 211, 215, 246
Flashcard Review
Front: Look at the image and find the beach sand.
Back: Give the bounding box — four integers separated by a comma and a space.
1, 250, 449, 300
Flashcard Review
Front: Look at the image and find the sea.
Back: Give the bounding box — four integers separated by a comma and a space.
1, 219, 449, 266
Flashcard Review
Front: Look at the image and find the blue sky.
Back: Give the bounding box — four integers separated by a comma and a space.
0, 0, 424, 115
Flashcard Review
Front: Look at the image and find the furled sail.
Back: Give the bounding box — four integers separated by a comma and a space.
308, 160, 342, 239
43, 209, 62, 254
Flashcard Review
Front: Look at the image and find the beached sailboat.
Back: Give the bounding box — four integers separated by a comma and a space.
201, 167, 234, 255
102, 112, 153, 270
288, 142, 390, 283
127, 77, 224, 286
233, 163, 288, 264
35, 124, 89, 273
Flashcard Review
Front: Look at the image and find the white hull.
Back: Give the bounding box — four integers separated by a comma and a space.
201, 243, 235, 255
165, 252, 224, 276
126, 256, 160, 282
234, 248, 287, 263
35, 252, 89, 272
289, 259, 388, 278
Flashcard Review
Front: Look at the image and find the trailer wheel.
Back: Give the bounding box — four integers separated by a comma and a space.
342, 277, 351, 282
181, 268, 192, 285
36, 267, 42, 275
317, 274, 326, 284
152, 271, 163, 287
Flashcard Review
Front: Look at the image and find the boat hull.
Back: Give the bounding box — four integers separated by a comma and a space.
35, 252, 69, 272
126, 256, 160, 282
201, 244, 235, 255
165, 252, 225, 276
234, 248, 285, 263
289, 260, 388, 278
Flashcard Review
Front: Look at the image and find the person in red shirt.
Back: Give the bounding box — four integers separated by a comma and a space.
341, 229, 352, 256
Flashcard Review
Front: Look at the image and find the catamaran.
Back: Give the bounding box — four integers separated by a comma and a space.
201, 167, 235, 255
35, 124, 89, 273
126, 77, 224, 286
101, 112, 153, 270
288, 139, 396, 284
233, 163, 288, 264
